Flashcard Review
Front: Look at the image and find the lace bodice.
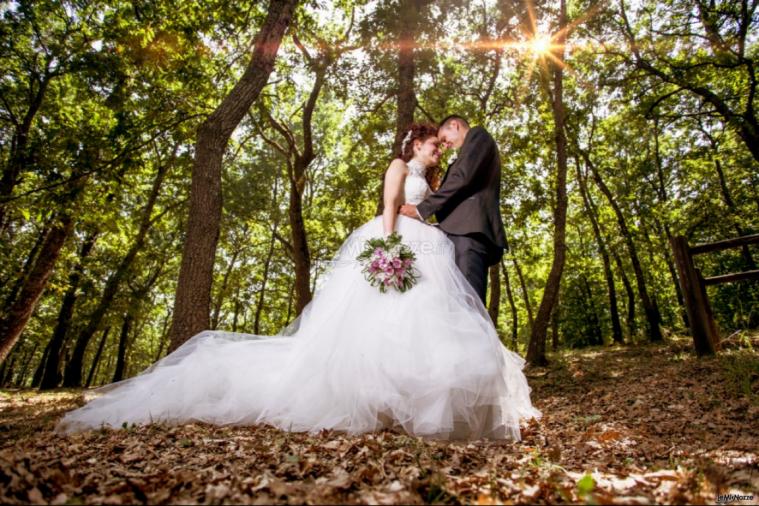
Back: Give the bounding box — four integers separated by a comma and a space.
404, 159, 431, 205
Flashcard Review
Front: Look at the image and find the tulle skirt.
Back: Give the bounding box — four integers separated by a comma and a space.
56, 215, 541, 440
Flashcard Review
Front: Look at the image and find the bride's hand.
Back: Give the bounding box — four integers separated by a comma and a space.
399, 204, 420, 219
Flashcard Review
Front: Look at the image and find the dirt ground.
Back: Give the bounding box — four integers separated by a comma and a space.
1, 337, 757, 504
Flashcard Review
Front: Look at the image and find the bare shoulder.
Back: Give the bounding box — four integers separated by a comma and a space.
386, 158, 408, 177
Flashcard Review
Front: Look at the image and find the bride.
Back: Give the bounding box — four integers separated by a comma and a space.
56, 123, 541, 440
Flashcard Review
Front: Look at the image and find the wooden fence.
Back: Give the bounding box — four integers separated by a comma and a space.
670, 233, 759, 356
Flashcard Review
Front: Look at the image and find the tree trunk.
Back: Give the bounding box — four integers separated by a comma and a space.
0, 356, 9, 386
576, 159, 623, 344
113, 264, 162, 383
15, 343, 39, 387
31, 340, 52, 388
255, 227, 278, 334
63, 161, 168, 387
527, 0, 568, 367
653, 217, 689, 327
613, 249, 636, 340
112, 312, 132, 383
376, 0, 420, 216
288, 164, 313, 315
231, 285, 242, 332
581, 273, 603, 345
585, 155, 663, 342
646, 120, 690, 326
512, 251, 534, 327
0, 211, 75, 363
2, 222, 49, 313
210, 246, 242, 330
488, 264, 501, 327
636, 212, 668, 326
39, 230, 98, 389
85, 326, 110, 388
280, 57, 328, 316
168, 0, 297, 352
550, 295, 560, 351
394, 0, 419, 155
500, 260, 519, 349
1, 353, 17, 386
285, 279, 295, 325
153, 312, 171, 362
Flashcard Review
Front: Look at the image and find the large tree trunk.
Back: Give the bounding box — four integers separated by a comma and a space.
393, 0, 419, 155
0, 211, 76, 363
585, 154, 663, 342
288, 163, 313, 314
575, 159, 623, 344
527, 0, 568, 366
168, 0, 298, 352
500, 260, 519, 349
63, 161, 168, 386
376, 0, 420, 216
282, 50, 330, 316
39, 230, 98, 389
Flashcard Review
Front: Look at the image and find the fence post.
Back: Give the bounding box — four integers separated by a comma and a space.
670, 236, 719, 356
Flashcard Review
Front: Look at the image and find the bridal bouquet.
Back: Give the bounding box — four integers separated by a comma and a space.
356, 232, 419, 293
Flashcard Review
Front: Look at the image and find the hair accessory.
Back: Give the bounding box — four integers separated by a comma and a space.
400, 129, 413, 153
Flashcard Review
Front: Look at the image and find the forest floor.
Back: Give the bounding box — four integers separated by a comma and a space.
1, 335, 757, 505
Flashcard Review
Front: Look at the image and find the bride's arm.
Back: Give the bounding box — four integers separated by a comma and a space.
382, 159, 407, 236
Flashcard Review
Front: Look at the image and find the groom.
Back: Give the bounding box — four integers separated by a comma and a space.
399, 115, 507, 304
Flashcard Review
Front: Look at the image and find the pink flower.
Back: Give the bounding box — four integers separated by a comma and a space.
392, 258, 402, 268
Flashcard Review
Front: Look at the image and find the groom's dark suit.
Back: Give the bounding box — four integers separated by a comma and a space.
416, 126, 507, 304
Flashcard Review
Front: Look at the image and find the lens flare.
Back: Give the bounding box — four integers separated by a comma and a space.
529, 34, 553, 56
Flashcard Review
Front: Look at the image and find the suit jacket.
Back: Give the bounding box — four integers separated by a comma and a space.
416, 126, 508, 265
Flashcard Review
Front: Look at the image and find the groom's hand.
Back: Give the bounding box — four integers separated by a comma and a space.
399, 204, 419, 219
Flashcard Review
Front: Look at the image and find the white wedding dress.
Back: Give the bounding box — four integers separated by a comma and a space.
56, 160, 541, 440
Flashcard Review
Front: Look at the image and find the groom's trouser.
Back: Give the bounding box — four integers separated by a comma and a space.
446, 233, 489, 305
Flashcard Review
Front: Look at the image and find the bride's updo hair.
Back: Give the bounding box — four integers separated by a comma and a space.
396, 123, 442, 191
